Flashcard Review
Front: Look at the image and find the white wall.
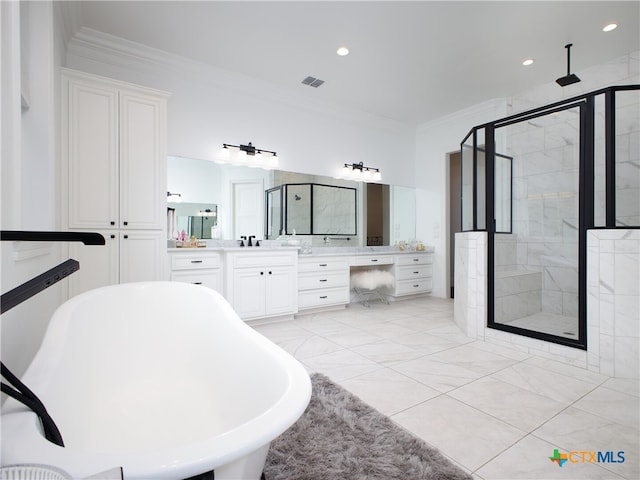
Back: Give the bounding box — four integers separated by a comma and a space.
1, 1, 66, 376
64, 28, 418, 189
415, 99, 507, 298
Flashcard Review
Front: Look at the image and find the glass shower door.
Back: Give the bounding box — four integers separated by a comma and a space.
493, 105, 581, 340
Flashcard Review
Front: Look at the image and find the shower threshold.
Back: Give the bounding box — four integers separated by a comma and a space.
502, 312, 578, 339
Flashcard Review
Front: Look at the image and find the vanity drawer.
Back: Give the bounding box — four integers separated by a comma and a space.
396, 265, 433, 281
298, 257, 349, 272
230, 251, 296, 268
298, 270, 349, 290
395, 278, 433, 295
395, 254, 433, 266
171, 253, 221, 270
298, 287, 350, 309
171, 270, 222, 292
349, 255, 393, 267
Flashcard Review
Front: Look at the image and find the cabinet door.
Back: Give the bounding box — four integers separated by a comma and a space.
119, 230, 165, 283
119, 90, 166, 230
265, 266, 298, 316
231, 270, 266, 319
68, 231, 119, 297
67, 78, 119, 229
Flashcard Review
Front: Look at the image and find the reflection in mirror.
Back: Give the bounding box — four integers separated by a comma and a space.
167, 155, 416, 245
168, 202, 218, 239
266, 188, 282, 238
286, 184, 311, 235
313, 184, 357, 236
265, 184, 357, 238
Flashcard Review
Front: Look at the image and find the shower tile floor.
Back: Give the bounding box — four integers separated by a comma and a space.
502, 312, 579, 338
253, 296, 639, 480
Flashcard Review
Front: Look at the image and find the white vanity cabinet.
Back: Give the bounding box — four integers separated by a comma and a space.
225, 250, 298, 321
169, 251, 222, 293
391, 253, 433, 296
298, 256, 350, 310
61, 69, 168, 298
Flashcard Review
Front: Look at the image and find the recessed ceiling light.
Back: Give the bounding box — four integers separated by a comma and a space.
522, 58, 535, 66
337, 46, 349, 56
603, 23, 618, 32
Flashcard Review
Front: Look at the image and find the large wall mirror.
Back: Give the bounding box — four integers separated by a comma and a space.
167, 155, 416, 246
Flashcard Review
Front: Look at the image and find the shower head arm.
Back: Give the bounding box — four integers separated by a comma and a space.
565, 43, 573, 75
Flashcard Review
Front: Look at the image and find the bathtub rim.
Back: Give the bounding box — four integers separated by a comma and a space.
1, 281, 312, 479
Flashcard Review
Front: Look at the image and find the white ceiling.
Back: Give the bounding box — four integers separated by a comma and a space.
67, 1, 639, 125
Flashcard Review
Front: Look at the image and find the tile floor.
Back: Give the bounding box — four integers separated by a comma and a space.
253, 296, 639, 480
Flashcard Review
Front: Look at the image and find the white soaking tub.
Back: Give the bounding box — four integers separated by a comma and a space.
1, 282, 311, 479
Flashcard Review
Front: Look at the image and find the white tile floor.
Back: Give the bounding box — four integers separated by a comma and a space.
253, 296, 639, 480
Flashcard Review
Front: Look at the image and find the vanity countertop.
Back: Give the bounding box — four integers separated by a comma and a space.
299, 246, 434, 257
167, 242, 433, 255
168, 246, 300, 252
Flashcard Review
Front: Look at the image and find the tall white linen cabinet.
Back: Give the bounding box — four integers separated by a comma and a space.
60, 69, 169, 297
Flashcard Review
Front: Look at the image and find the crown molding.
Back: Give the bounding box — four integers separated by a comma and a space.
53, 1, 81, 49
66, 27, 414, 135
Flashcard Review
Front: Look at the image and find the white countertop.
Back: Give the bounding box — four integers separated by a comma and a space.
299, 246, 434, 257
167, 241, 433, 255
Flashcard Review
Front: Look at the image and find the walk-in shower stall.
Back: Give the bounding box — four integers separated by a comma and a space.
461, 85, 639, 349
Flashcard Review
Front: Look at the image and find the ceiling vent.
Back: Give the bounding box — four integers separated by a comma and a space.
302, 76, 325, 88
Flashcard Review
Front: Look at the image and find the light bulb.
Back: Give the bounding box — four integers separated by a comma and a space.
253, 152, 264, 168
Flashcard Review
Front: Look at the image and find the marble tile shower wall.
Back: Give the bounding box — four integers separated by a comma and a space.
499, 52, 640, 318
503, 110, 580, 318
508, 50, 639, 230
587, 229, 640, 378
455, 231, 639, 378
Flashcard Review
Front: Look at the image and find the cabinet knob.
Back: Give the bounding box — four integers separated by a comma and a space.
413, 271, 420, 274
110, 234, 116, 239
190, 260, 203, 264
110, 221, 115, 226
319, 263, 328, 267
260, 271, 264, 275
371, 259, 378, 262
193, 282, 203, 285
123, 235, 128, 239
268, 271, 272, 275
413, 258, 419, 262
319, 279, 328, 282
320, 295, 328, 299
413, 284, 420, 288
123, 221, 128, 226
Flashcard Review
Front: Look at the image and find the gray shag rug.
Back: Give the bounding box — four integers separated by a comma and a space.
263, 373, 472, 480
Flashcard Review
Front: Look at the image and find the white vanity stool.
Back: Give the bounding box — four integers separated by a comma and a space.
350, 269, 395, 307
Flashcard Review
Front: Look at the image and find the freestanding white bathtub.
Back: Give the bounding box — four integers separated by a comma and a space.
1, 281, 311, 479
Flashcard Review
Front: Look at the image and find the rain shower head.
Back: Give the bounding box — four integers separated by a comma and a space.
556, 43, 581, 87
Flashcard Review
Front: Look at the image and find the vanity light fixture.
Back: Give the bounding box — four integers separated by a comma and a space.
340, 162, 382, 182
167, 191, 182, 202
216, 142, 279, 169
